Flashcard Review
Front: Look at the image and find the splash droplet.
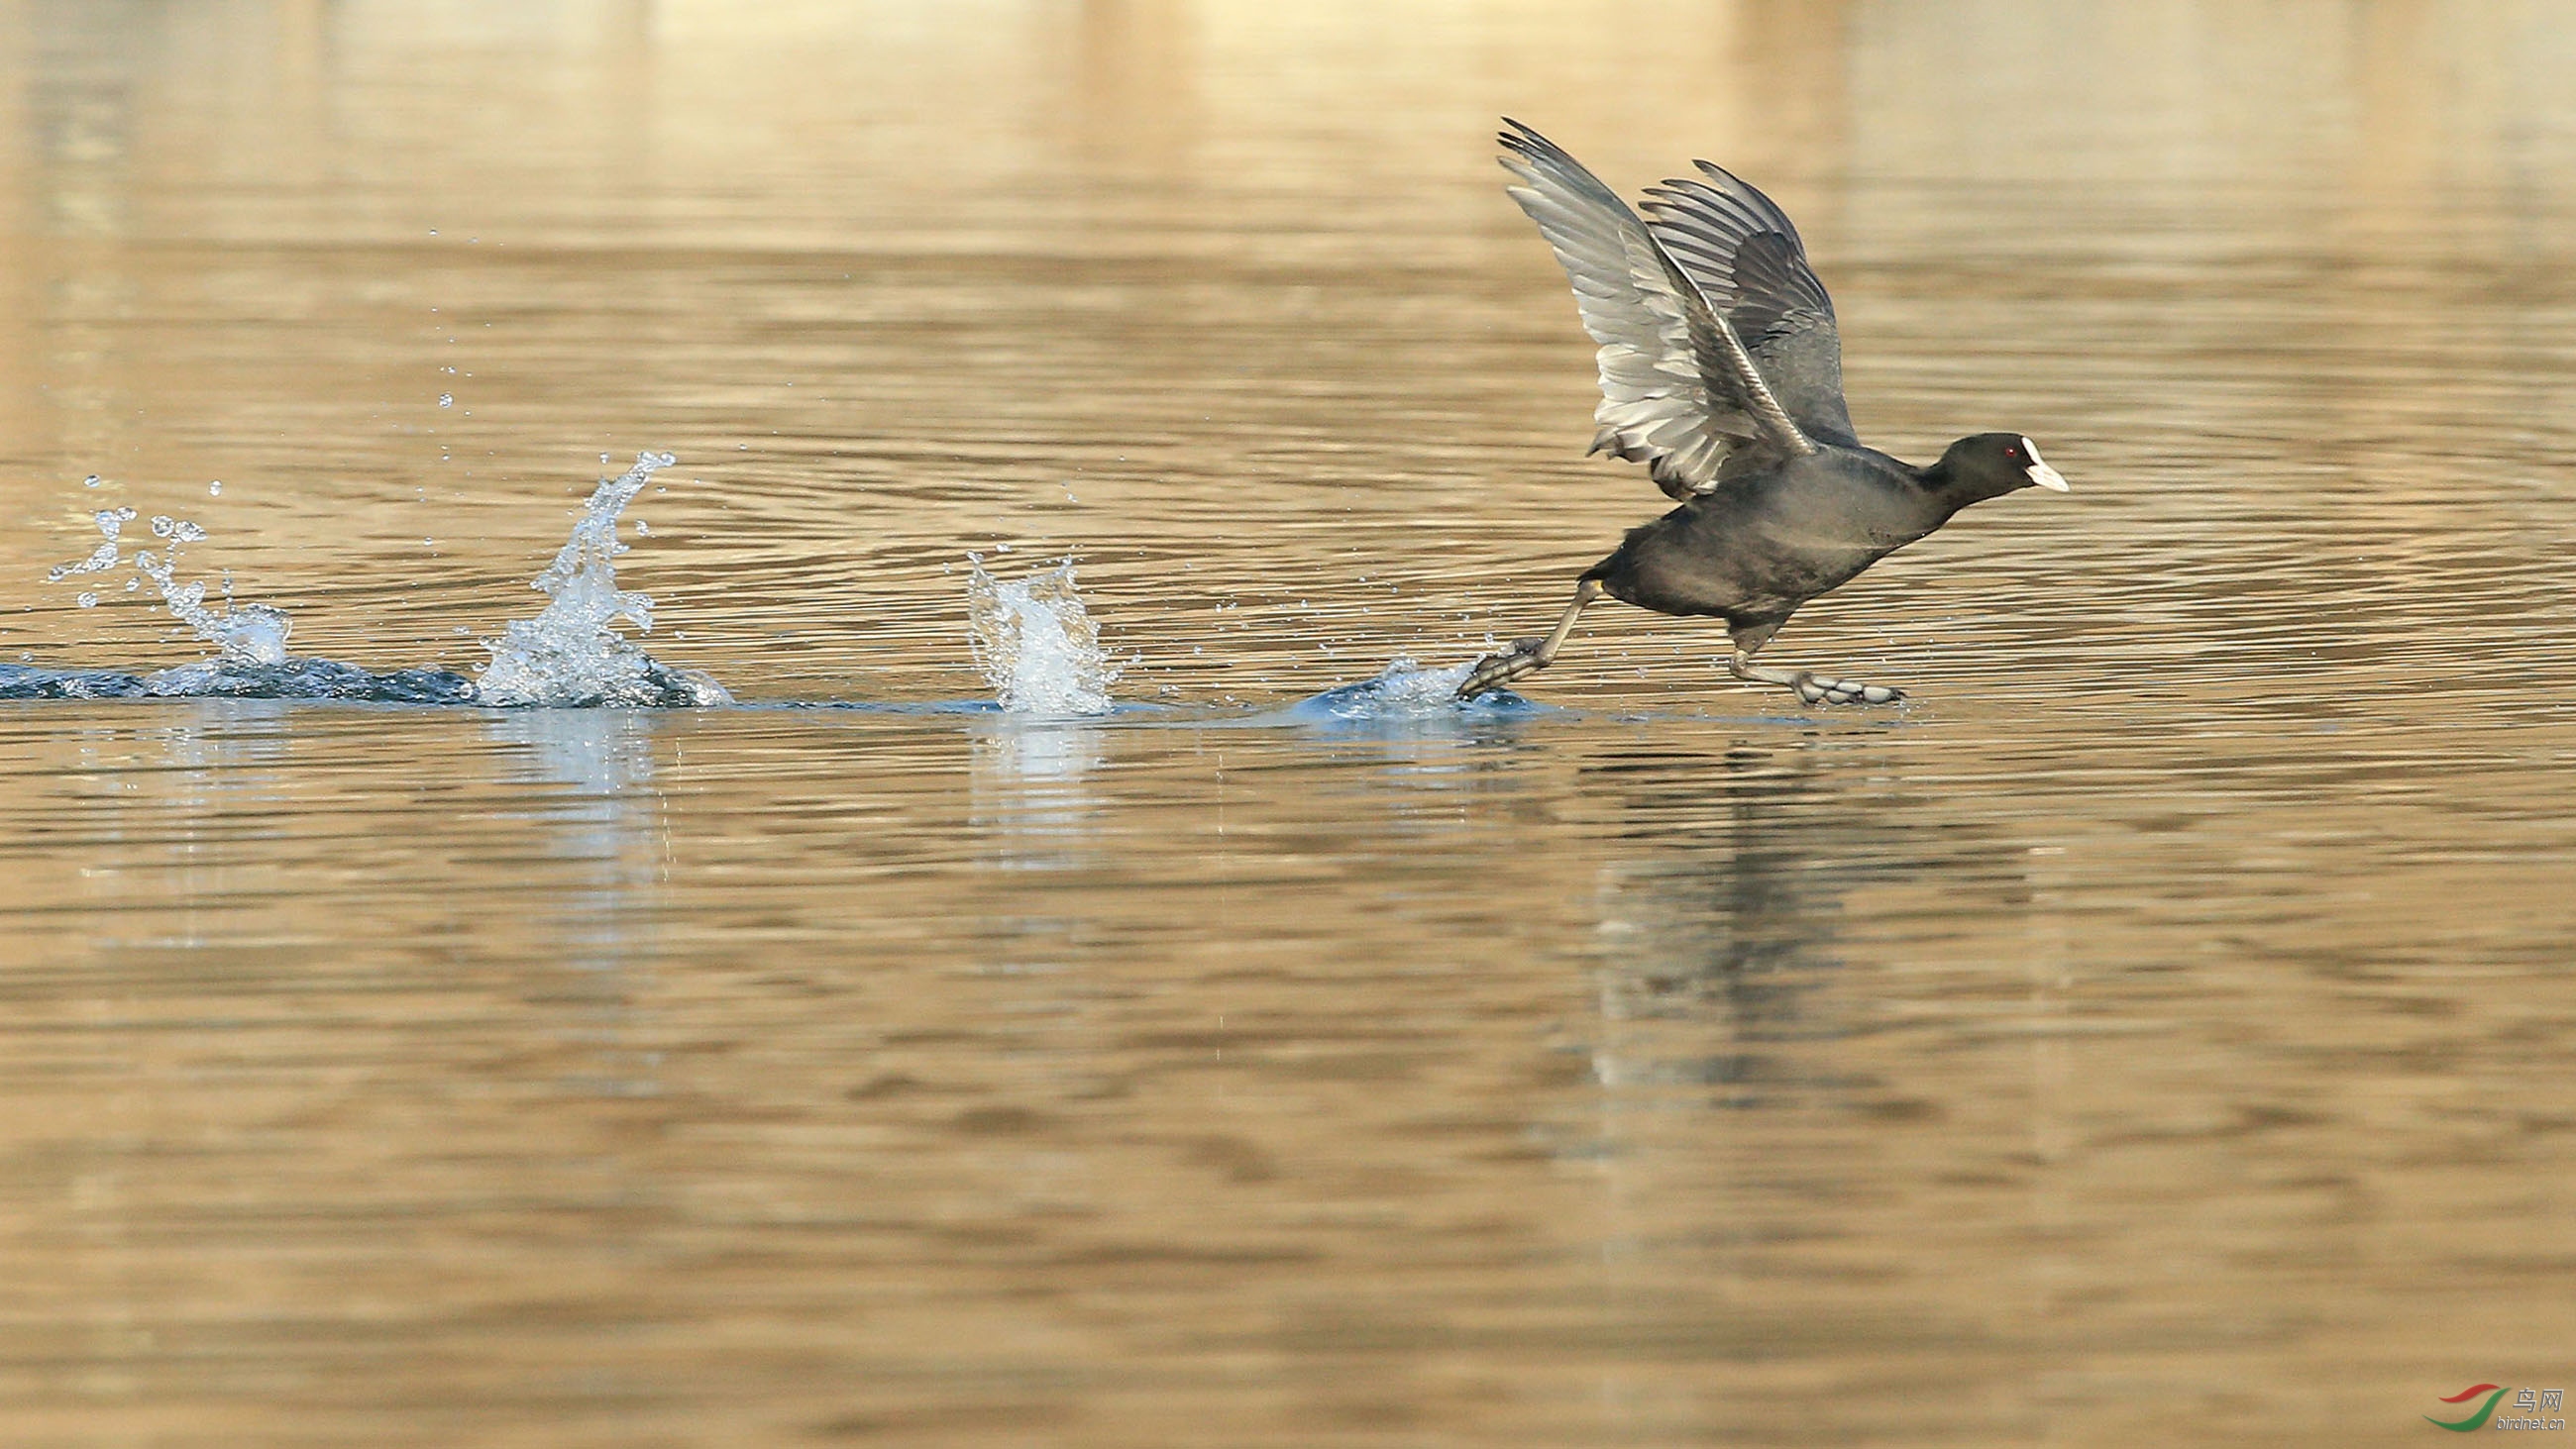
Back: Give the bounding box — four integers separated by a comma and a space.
967, 557, 1119, 716
47, 507, 137, 581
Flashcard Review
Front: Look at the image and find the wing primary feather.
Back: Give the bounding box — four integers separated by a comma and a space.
1496, 121, 1816, 491
1634, 155, 1858, 446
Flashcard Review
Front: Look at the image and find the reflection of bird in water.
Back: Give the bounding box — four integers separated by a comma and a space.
1462, 122, 2069, 706
1583, 742, 2019, 1103
1586, 746, 1858, 1097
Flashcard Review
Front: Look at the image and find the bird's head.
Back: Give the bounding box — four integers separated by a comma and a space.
1933, 433, 2070, 505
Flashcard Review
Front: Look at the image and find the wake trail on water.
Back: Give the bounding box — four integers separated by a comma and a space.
956, 559, 1534, 725
6, 453, 1538, 720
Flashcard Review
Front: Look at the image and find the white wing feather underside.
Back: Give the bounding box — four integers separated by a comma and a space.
1499, 123, 1815, 499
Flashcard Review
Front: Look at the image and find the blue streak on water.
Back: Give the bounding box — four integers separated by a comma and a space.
1283, 657, 1544, 727
0, 660, 476, 703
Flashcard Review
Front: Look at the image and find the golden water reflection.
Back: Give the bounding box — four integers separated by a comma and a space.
0, 3, 2572, 1446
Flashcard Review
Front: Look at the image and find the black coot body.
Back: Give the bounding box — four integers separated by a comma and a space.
1459, 123, 2068, 705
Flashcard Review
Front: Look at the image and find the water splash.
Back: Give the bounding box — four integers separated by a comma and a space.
1292, 656, 1536, 723
966, 556, 1118, 716
26, 488, 475, 701
475, 451, 730, 708
48, 503, 291, 664
137, 545, 292, 668
23, 454, 719, 708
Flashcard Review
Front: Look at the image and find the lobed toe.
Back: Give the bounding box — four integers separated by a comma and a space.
1790, 672, 1904, 706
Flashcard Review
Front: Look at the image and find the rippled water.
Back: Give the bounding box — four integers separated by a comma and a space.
2, 3, 2574, 1445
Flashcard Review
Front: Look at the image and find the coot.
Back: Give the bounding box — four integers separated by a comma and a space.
1460, 122, 2069, 705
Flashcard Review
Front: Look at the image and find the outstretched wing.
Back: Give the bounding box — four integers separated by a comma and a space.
1498, 121, 1816, 500
1640, 161, 1857, 446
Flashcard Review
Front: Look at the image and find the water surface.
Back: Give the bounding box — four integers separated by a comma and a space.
1, 3, 2573, 1445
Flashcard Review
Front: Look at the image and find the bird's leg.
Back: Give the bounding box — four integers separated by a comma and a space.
1457, 578, 1603, 699
1725, 623, 1903, 706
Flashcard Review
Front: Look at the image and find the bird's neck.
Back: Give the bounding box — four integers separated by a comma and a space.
1910, 457, 1997, 515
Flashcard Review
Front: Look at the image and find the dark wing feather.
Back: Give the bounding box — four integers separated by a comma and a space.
1498, 122, 1816, 498
1641, 163, 1858, 446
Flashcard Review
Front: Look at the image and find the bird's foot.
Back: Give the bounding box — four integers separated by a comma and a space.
1727, 652, 1904, 706
1458, 637, 1546, 700
1787, 670, 1902, 706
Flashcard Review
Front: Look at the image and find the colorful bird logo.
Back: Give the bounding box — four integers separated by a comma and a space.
2426, 1385, 2507, 1431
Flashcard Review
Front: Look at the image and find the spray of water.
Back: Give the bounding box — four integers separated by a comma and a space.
475, 452, 730, 708
966, 556, 1118, 715
47, 507, 132, 585
47, 503, 292, 664
24, 491, 473, 700
1294, 656, 1493, 721
22, 454, 722, 707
